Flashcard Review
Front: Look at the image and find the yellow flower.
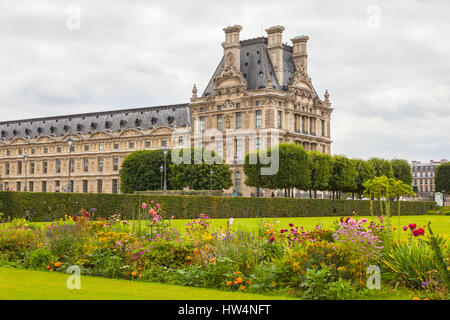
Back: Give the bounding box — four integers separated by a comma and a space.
209, 258, 216, 263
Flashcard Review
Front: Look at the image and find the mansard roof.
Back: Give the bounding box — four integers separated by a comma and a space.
202, 37, 299, 97
0, 103, 190, 141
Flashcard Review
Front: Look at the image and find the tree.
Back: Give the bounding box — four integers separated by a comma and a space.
243, 143, 311, 197
435, 162, 450, 194
308, 151, 332, 198
120, 149, 172, 193
353, 158, 376, 198
368, 158, 394, 178
169, 148, 232, 190
391, 159, 413, 185
329, 155, 357, 198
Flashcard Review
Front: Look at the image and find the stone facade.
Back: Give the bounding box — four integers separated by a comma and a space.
0, 25, 332, 196
412, 159, 448, 200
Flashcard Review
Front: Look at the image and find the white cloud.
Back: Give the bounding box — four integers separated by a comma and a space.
0, 0, 449, 162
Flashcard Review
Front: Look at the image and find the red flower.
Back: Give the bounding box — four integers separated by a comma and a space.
268, 236, 275, 243
73, 215, 78, 222
408, 223, 417, 230
84, 212, 89, 218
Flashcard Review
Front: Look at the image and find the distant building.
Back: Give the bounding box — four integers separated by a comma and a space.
412, 159, 448, 199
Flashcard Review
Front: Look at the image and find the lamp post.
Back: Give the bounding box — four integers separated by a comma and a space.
67, 136, 74, 192
443, 190, 446, 207
163, 146, 168, 195
160, 165, 163, 191
210, 169, 213, 191
24, 152, 28, 192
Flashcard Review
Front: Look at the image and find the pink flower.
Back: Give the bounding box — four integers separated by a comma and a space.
157, 215, 161, 220
156, 203, 160, 208
348, 219, 356, 225
141, 203, 147, 209
153, 218, 158, 223
151, 200, 154, 204
358, 218, 368, 225
402, 225, 408, 231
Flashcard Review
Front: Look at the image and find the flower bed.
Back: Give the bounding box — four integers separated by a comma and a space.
0, 203, 448, 300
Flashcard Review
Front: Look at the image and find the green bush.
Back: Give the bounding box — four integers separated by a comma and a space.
26, 248, 54, 270
0, 191, 436, 222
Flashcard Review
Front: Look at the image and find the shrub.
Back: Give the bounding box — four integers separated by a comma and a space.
0, 191, 435, 222
27, 248, 54, 270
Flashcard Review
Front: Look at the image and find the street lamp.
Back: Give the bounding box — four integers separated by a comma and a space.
163, 146, 168, 195
24, 152, 28, 192
443, 190, 446, 207
160, 165, 163, 191
67, 136, 74, 192
210, 169, 213, 191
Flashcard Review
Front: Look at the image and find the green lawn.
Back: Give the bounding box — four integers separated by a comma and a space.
0, 267, 297, 300
170, 215, 450, 240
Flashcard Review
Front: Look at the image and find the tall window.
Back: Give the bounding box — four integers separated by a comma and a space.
43, 161, 48, 174
236, 112, 242, 129
44, 147, 49, 154
129, 140, 135, 149
235, 171, 241, 194
84, 158, 89, 172
16, 182, 21, 192
98, 157, 103, 172
236, 139, 243, 161
113, 156, 119, 171
217, 140, 223, 158
217, 114, 222, 130
55, 181, 60, 192
114, 141, 119, 150
112, 179, 118, 194
97, 180, 103, 193
309, 118, 313, 135
17, 161, 22, 175
256, 110, 261, 128
70, 159, 75, 173
321, 119, 325, 136
200, 116, 205, 133
83, 180, 88, 193
29, 181, 34, 192
161, 138, 167, 147
302, 117, 306, 133
5, 162, 9, 175
57, 146, 61, 153
278, 110, 282, 129
85, 143, 89, 151
99, 142, 104, 151
145, 139, 150, 148
42, 181, 47, 192
30, 161, 35, 174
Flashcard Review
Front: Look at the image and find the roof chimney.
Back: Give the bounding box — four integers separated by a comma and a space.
266, 25, 285, 86
291, 35, 309, 75
222, 25, 242, 71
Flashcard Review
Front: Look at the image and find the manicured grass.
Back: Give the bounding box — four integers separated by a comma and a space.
170, 215, 450, 240
0, 267, 297, 300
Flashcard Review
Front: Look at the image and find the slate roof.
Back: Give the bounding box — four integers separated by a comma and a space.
0, 104, 190, 141
202, 37, 298, 97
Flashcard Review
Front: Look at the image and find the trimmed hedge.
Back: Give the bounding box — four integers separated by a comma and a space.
0, 191, 436, 222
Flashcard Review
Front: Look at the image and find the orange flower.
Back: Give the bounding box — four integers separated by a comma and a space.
247, 280, 251, 285
138, 273, 142, 278
235, 271, 241, 275
49, 269, 54, 272
137, 267, 142, 271
234, 280, 239, 285
236, 277, 243, 284
412, 297, 420, 300
131, 271, 137, 276
241, 285, 246, 291
46, 265, 51, 269
54, 262, 62, 267
226, 281, 232, 286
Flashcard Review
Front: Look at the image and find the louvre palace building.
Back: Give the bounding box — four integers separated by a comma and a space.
0, 25, 332, 197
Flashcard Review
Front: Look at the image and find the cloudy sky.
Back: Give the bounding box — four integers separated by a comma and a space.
0, 0, 449, 163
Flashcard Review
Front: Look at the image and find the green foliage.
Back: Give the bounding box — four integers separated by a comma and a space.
384, 241, 439, 288
120, 149, 172, 193
0, 191, 435, 222
308, 151, 332, 193
244, 143, 311, 192
391, 159, 413, 185
352, 158, 376, 196
329, 155, 357, 194
435, 162, 450, 193
169, 148, 232, 191
26, 248, 54, 270
368, 158, 394, 178
299, 267, 355, 300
